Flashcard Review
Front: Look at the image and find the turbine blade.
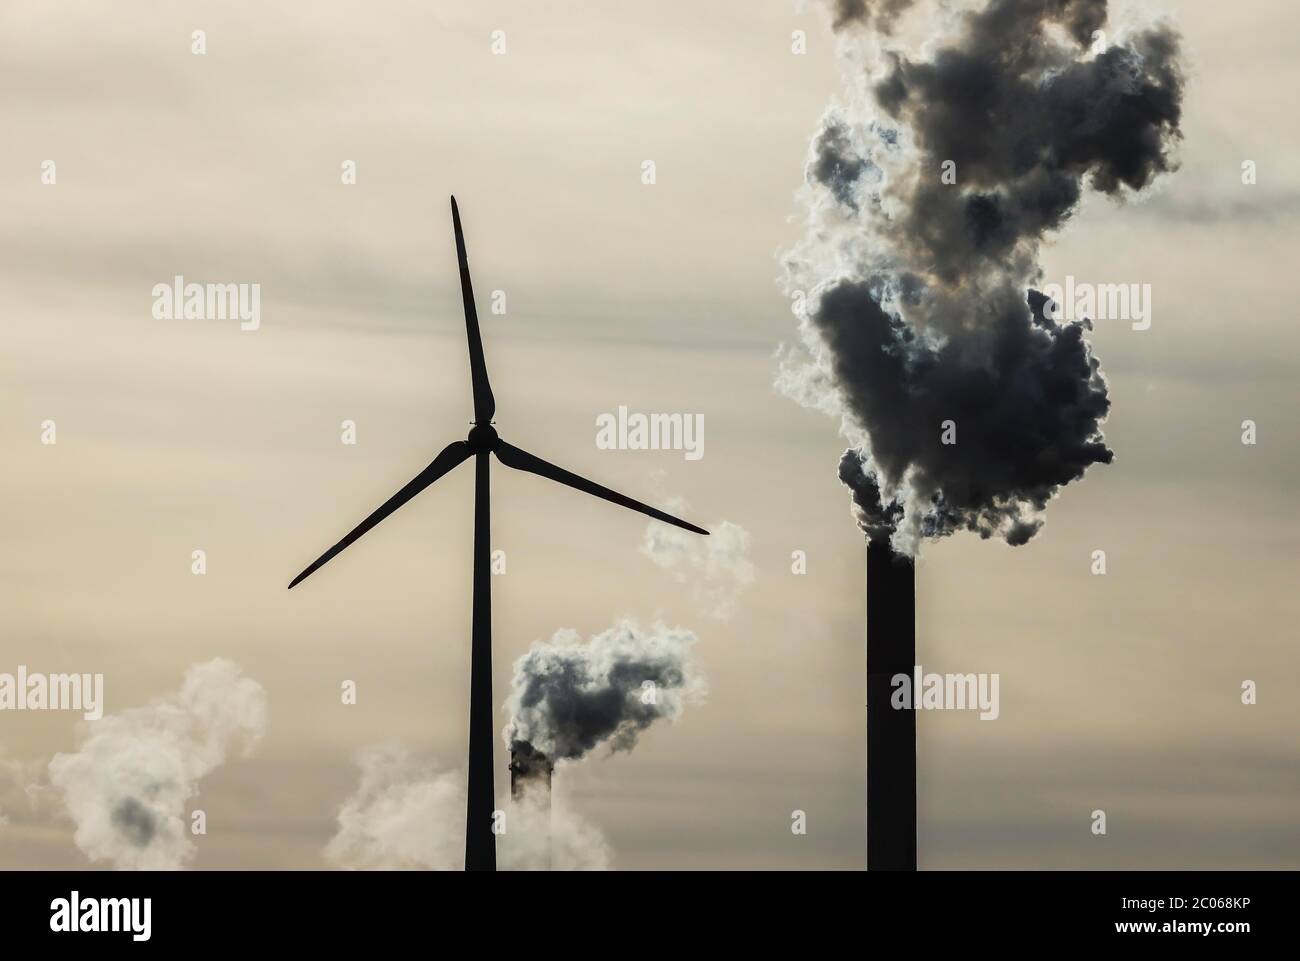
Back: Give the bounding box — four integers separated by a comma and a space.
451, 196, 495, 423
494, 440, 709, 536
288, 440, 472, 589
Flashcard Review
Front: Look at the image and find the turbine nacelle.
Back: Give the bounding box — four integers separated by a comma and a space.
467, 423, 498, 453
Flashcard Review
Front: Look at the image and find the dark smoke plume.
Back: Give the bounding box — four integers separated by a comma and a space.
830, 0, 916, 34
782, 0, 1183, 552
503, 620, 705, 762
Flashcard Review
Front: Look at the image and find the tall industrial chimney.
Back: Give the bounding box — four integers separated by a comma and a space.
866, 538, 916, 870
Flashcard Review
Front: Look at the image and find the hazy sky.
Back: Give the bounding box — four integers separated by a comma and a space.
2, 0, 1298, 869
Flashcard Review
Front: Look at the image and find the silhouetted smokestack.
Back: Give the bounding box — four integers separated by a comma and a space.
509, 741, 553, 870
866, 539, 915, 871
785, 0, 1184, 876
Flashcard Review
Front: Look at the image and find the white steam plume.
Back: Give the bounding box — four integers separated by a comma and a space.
642, 509, 755, 621
325, 745, 611, 871
47, 658, 266, 870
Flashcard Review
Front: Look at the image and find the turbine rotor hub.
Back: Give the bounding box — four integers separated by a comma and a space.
467, 423, 498, 453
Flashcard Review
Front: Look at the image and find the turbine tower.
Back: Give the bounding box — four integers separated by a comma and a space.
289, 197, 708, 871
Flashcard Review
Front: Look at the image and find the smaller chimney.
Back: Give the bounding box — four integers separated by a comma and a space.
509, 741, 554, 869
509, 741, 554, 799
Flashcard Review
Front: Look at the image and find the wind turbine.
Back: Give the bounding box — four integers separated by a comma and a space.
288, 197, 708, 871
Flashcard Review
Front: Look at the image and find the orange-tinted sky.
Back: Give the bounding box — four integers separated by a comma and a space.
2, 0, 1297, 869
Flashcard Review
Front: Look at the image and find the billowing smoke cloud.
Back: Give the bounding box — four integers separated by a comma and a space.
504, 620, 705, 762
642, 504, 755, 620
324, 746, 467, 870
47, 659, 266, 870
325, 745, 610, 870
500, 786, 611, 871
830, 0, 916, 34
782, 0, 1183, 553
